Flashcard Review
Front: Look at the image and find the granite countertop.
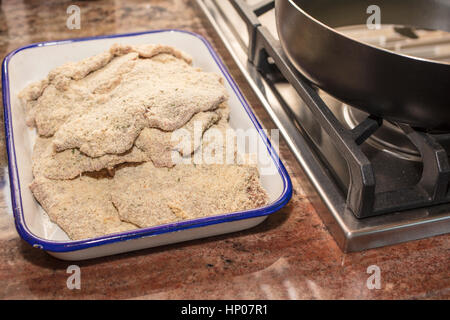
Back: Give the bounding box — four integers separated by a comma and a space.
0, 0, 448, 300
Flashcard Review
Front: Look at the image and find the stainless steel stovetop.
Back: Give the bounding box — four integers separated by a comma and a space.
197, 0, 450, 252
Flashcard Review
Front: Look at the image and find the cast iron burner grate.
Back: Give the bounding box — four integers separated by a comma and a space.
197, 0, 450, 251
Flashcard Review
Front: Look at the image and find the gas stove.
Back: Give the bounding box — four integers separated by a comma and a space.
197, 0, 450, 252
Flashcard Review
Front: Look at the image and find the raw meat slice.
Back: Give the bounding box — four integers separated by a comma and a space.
111, 162, 268, 228
32, 137, 149, 180
22, 52, 139, 136
30, 176, 137, 240
52, 54, 227, 157
135, 109, 221, 167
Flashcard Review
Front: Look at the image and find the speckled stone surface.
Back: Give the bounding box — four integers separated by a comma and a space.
0, 0, 448, 300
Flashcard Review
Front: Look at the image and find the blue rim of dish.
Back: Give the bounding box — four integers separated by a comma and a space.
2, 29, 292, 253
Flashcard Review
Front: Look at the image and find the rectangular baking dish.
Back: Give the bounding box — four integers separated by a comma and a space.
2, 29, 292, 261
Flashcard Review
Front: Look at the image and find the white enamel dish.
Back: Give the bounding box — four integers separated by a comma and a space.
2, 30, 292, 261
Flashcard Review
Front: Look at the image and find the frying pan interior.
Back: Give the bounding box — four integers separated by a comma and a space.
276, 0, 450, 131
294, 0, 450, 32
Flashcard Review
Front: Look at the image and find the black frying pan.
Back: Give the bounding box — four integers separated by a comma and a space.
275, 0, 450, 132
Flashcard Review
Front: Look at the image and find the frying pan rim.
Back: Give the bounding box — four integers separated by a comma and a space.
287, 0, 450, 67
